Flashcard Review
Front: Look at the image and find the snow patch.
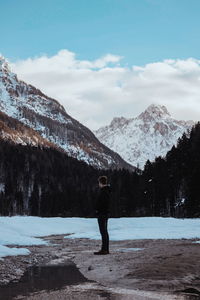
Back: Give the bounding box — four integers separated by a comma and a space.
0, 245, 30, 258
0, 216, 200, 258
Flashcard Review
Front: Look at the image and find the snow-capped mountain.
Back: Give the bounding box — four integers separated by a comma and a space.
0, 56, 133, 170
95, 104, 195, 169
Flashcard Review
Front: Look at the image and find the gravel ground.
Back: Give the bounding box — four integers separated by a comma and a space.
0, 235, 200, 299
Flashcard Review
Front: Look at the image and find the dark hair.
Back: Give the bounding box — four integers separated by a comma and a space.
98, 176, 108, 185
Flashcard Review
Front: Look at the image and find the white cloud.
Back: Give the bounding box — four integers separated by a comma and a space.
11, 50, 200, 130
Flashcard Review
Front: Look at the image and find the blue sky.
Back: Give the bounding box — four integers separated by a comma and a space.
2, 0, 200, 128
1, 0, 200, 65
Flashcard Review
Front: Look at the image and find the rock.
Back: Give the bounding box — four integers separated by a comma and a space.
88, 265, 94, 271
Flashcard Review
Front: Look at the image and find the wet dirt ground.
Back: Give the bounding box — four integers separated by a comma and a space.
0, 235, 200, 299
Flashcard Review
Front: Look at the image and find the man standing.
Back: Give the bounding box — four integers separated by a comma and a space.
94, 176, 111, 255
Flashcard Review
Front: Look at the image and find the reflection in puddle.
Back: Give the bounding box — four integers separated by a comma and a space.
117, 248, 144, 252
0, 262, 90, 299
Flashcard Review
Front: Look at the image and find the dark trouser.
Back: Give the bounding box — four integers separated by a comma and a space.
98, 216, 109, 252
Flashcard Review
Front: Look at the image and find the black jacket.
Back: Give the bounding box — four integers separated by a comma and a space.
95, 185, 111, 217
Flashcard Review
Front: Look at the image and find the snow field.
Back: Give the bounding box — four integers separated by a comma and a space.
0, 216, 200, 258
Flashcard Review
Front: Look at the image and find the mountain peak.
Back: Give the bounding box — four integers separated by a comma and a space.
138, 104, 171, 121
0, 56, 10, 73
95, 103, 194, 169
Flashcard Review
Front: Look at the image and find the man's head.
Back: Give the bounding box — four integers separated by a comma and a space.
98, 175, 108, 187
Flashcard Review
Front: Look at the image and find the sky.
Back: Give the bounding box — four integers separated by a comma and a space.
1, 0, 200, 129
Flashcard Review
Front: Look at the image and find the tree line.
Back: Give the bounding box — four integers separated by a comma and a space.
0, 122, 200, 218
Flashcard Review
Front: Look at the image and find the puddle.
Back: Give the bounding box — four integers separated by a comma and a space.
117, 248, 144, 252
96, 290, 113, 299
0, 261, 90, 300
175, 288, 200, 300
181, 295, 200, 300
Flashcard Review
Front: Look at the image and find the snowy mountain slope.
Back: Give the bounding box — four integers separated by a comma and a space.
0, 56, 133, 170
95, 104, 194, 169
0, 110, 58, 148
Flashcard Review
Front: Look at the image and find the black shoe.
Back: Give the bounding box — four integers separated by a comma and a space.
93, 250, 109, 255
